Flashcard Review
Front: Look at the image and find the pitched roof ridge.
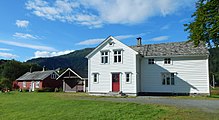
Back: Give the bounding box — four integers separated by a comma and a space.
129, 41, 188, 47
31, 70, 55, 73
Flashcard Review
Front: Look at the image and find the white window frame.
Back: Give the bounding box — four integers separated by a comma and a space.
35, 81, 40, 88
148, 58, 155, 64
125, 72, 132, 83
51, 73, 56, 79
161, 72, 175, 85
164, 58, 172, 64
23, 81, 26, 87
101, 51, 109, 64
92, 73, 99, 83
113, 50, 123, 63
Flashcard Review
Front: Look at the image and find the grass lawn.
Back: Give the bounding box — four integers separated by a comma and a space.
0, 92, 218, 120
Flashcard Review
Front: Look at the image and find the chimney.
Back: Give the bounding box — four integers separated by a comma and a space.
30, 67, 32, 73
136, 37, 142, 46
42, 66, 45, 71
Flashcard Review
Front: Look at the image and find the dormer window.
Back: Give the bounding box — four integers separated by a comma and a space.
101, 51, 109, 64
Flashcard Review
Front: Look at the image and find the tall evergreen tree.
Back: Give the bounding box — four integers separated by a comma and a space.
185, 0, 219, 47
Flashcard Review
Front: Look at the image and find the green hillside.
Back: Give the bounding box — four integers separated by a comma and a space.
26, 48, 94, 77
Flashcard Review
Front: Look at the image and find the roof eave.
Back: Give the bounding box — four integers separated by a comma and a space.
86, 36, 112, 58
143, 54, 209, 58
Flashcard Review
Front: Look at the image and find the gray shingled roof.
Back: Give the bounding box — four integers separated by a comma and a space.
16, 70, 56, 81
130, 41, 209, 56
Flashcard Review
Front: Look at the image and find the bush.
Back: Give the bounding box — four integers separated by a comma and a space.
34, 87, 63, 92
54, 88, 60, 92
35, 88, 44, 92
43, 87, 54, 92
58, 88, 63, 92
22, 88, 29, 92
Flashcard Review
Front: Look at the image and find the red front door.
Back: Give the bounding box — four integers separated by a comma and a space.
112, 73, 120, 92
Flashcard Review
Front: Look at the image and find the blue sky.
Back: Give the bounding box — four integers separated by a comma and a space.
0, 0, 196, 61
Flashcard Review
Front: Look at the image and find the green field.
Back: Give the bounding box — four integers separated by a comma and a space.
0, 92, 217, 120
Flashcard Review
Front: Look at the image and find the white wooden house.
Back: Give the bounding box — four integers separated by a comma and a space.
86, 36, 210, 96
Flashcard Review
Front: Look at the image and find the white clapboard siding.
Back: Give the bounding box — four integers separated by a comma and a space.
141, 56, 209, 94
88, 37, 138, 94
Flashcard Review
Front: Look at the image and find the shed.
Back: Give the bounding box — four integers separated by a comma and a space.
57, 68, 88, 92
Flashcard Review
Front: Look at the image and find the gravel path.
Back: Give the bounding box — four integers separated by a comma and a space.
76, 96, 219, 113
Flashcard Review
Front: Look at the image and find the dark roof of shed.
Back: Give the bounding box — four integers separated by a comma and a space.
57, 68, 87, 80
130, 41, 209, 56
16, 70, 56, 81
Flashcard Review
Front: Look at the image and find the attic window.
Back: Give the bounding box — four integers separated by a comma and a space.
51, 74, 56, 79
164, 58, 171, 64
148, 58, 155, 64
109, 42, 115, 46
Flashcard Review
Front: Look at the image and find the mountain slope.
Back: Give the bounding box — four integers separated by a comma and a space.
27, 48, 94, 77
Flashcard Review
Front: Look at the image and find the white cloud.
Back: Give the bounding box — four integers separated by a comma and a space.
25, 0, 194, 28
76, 38, 104, 45
13, 32, 37, 39
115, 33, 146, 40
77, 33, 146, 45
25, 0, 79, 21
0, 40, 56, 51
0, 48, 11, 51
151, 36, 169, 41
34, 50, 75, 58
16, 20, 29, 28
160, 24, 170, 30
0, 52, 18, 59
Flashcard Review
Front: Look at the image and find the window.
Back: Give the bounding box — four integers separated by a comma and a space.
51, 74, 56, 79
23, 81, 26, 87
148, 58, 155, 64
162, 73, 175, 85
36, 81, 40, 88
164, 58, 171, 64
109, 41, 115, 46
93, 73, 99, 83
125, 73, 132, 83
114, 50, 122, 63
101, 51, 109, 64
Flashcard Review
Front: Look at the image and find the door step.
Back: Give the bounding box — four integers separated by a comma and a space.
108, 91, 127, 96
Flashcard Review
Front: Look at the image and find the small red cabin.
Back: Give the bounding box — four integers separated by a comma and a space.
16, 70, 61, 91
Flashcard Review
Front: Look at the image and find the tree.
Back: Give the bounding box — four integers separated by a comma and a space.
0, 60, 42, 90
184, 0, 219, 47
